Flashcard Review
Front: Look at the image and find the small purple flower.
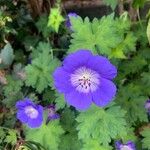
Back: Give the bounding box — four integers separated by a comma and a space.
16, 98, 43, 128
66, 12, 78, 29
53, 50, 117, 110
115, 140, 136, 150
145, 99, 150, 114
46, 105, 60, 124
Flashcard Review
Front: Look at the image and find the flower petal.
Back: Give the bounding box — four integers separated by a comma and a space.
63, 50, 93, 72
16, 98, 34, 109
87, 55, 117, 80
27, 105, 43, 128
65, 90, 92, 110
92, 78, 116, 107
17, 110, 28, 123
27, 116, 43, 128
53, 67, 73, 93
115, 141, 122, 150
66, 12, 78, 29
126, 141, 136, 149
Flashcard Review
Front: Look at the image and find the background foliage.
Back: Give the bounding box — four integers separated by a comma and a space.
0, 0, 150, 150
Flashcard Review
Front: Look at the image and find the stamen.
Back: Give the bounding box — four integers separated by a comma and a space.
70, 67, 100, 93
25, 106, 38, 119
121, 146, 133, 150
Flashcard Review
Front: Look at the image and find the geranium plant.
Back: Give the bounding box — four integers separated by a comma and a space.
0, 0, 150, 150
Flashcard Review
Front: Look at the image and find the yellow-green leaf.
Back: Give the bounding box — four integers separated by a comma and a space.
47, 8, 64, 33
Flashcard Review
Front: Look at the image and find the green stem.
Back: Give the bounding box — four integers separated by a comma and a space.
47, 38, 53, 59
137, 8, 143, 29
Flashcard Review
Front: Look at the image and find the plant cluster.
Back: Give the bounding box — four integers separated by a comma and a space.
0, 0, 150, 150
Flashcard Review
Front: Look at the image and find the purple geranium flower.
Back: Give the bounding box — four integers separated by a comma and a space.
53, 50, 117, 110
145, 99, 150, 115
16, 98, 43, 128
115, 140, 136, 150
66, 12, 78, 29
46, 105, 60, 124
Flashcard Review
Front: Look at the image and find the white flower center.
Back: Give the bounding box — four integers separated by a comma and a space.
145, 102, 150, 109
120, 145, 132, 150
70, 67, 100, 93
25, 106, 38, 119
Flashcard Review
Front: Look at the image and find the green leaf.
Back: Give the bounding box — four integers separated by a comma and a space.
55, 93, 66, 110
0, 43, 14, 68
76, 105, 127, 145
0, 128, 5, 143
59, 108, 82, 150
61, 108, 76, 132
69, 16, 97, 53
25, 120, 64, 150
141, 71, 150, 95
132, 0, 146, 8
31, 42, 52, 59
110, 32, 137, 58
122, 127, 137, 143
25, 42, 60, 93
42, 89, 56, 104
81, 139, 113, 150
3, 75, 23, 96
59, 130, 82, 150
25, 141, 47, 150
36, 14, 51, 38
118, 55, 147, 78
23, 35, 39, 52
141, 128, 150, 149
4, 130, 17, 145
103, 0, 118, 10
133, 22, 148, 47
110, 48, 126, 59
116, 83, 148, 124
69, 14, 135, 58
2, 75, 23, 107
47, 7, 64, 33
